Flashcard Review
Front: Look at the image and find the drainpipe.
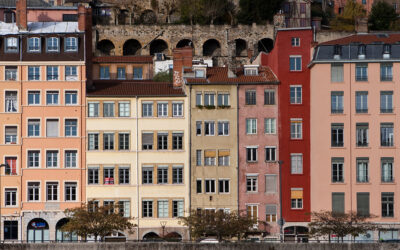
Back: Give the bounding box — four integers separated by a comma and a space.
136, 97, 139, 241
188, 84, 192, 241
236, 83, 239, 213
19, 34, 23, 242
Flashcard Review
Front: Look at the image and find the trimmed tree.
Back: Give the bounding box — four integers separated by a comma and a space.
368, 1, 398, 30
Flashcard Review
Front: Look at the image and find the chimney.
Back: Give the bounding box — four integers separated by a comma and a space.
16, 0, 27, 31
78, 5, 86, 32
173, 47, 193, 88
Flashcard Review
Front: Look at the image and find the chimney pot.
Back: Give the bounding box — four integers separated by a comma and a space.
78, 5, 86, 32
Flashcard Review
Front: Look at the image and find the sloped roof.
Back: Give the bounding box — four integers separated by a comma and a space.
320, 33, 400, 45
0, 0, 51, 8
0, 21, 80, 35
87, 80, 186, 97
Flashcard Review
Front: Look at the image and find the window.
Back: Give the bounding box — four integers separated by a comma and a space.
381, 63, 393, 81
356, 123, 368, 147
46, 37, 59, 52
246, 147, 257, 162
291, 154, 303, 174
104, 200, 114, 214
266, 205, 277, 222
291, 189, 303, 209
118, 102, 130, 117
205, 179, 216, 193
331, 63, 344, 82
196, 92, 202, 106
28, 119, 40, 137
46, 182, 58, 201
119, 166, 130, 184
264, 89, 275, 105
289, 56, 302, 71
88, 102, 99, 117
265, 175, 277, 193
158, 200, 169, 218
196, 179, 202, 193
218, 179, 230, 193
204, 121, 215, 136
28, 37, 40, 52
331, 123, 344, 147
65, 119, 77, 137
172, 102, 183, 117
195, 69, 205, 78
65, 91, 77, 105
142, 102, 153, 117
28, 66, 40, 81
103, 133, 114, 150
204, 150, 216, 166
356, 158, 369, 183
117, 67, 126, 79
103, 167, 114, 184
5, 37, 18, 52
65, 182, 77, 201
46, 151, 58, 168
5, 157, 17, 175
27, 91, 40, 106
332, 158, 344, 183
358, 45, 366, 58
265, 118, 276, 134
332, 192, 345, 214
380, 91, 393, 113
355, 91, 368, 113
5, 126, 17, 144
119, 133, 130, 150
382, 192, 394, 217
88, 167, 99, 184
65, 66, 78, 81
173, 200, 184, 217
27, 151, 40, 168
157, 166, 168, 184
4, 221, 18, 240
381, 158, 393, 183
5, 91, 17, 112
142, 133, 153, 150
100, 66, 110, 79
246, 118, 257, 134
157, 133, 168, 150
355, 63, 368, 81
204, 93, 215, 106
46, 119, 59, 137
65, 150, 77, 168
157, 102, 168, 117
5, 66, 17, 81
27, 182, 40, 201
331, 91, 343, 113
88, 133, 99, 150
103, 102, 115, 117
290, 119, 302, 139
46, 91, 59, 105
173, 166, 183, 184
196, 150, 202, 166
118, 200, 130, 217
142, 167, 153, 184
218, 121, 229, 136
246, 176, 258, 192
218, 150, 230, 166
247, 205, 258, 221
265, 147, 276, 162
172, 133, 183, 150
244, 90, 256, 105
217, 93, 229, 106
357, 192, 369, 216
133, 67, 143, 79
381, 123, 394, 147
65, 37, 78, 52
142, 200, 153, 217
5, 188, 17, 206
291, 37, 300, 46
290, 86, 302, 104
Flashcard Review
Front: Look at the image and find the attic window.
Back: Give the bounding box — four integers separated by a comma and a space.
244, 68, 258, 76
358, 44, 366, 59
195, 69, 205, 78
333, 44, 341, 60
383, 44, 391, 59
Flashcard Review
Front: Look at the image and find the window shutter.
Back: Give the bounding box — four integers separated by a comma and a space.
124, 201, 130, 217
142, 133, 153, 144
332, 192, 345, 214
5, 126, 17, 135
205, 150, 216, 158
46, 120, 58, 137
265, 175, 277, 193
357, 192, 370, 216
291, 189, 303, 199
218, 150, 230, 157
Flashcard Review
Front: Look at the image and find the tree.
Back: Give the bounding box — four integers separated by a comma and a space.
178, 0, 234, 25
309, 211, 378, 243
180, 210, 256, 241
153, 71, 173, 82
237, 0, 284, 24
61, 202, 136, 241
368, 1, 398, 30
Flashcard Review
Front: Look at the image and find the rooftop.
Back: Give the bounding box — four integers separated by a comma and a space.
93, 56, 153, 63
87, 81, 186, 97
0, 0, 51, 7
320, 33, 400, 45
0, 21, 80, 35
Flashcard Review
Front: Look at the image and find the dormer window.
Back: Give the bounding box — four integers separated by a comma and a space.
358, 44, 366, 59
46, 37, 59, 52
65, 37, 78, 52
244, 65, 258, 76
5, 37, 18, 52
195, 69, 205, 78
383, 44, 391, 59
28, 37, 41, 52
334, 44, 341, 60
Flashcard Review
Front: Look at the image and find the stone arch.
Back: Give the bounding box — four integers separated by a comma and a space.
143, 232, 160, 240
235, 38, 247, 56
97, 39, 115, 56
150, 39, 168, 55
141, 9, 157, 24
203, 39, 221, 57
123, 39, 142, 55
257, 38, 274, 53
176, 39, 194, 49
55, 218, 77, 242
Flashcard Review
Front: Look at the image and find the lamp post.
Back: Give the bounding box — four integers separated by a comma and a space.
0, 163, 9, 243
277, 160, 284, 243
160, 221, 167, 238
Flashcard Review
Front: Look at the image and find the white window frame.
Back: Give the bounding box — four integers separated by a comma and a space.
290, 85, 302, 104
290, 118, 303, 139
291, 153, 303, 174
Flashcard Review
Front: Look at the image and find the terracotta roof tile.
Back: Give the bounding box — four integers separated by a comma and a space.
87, 80, 185, 97
320, 33, 400, 45
93, 56, 153, 63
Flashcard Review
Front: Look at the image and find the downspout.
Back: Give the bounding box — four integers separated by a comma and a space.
236, 83, 239, 212
81, 33, 86, 209
19, 35, 23, 242
349, 51, 353, 213
188, 84, 192, 240
136, 96, 139, 241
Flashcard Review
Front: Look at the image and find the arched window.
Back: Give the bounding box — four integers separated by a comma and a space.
56, 218, 78, 242
27, 218, 49, 243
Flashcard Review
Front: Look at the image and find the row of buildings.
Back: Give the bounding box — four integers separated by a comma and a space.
0, 0, 399, 243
